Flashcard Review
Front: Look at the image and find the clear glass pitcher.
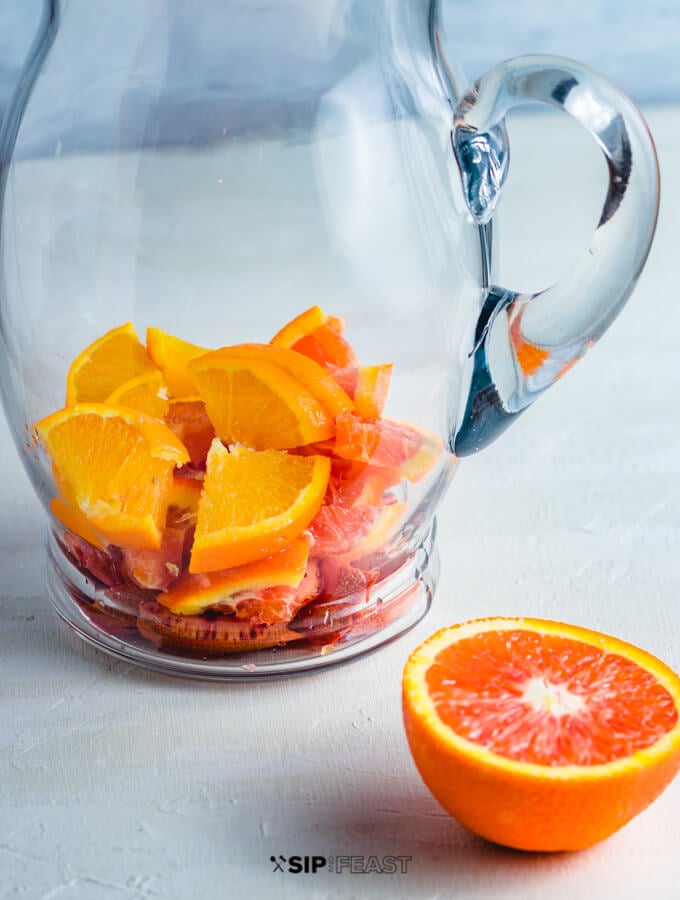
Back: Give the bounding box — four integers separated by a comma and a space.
0, 0, 659, 677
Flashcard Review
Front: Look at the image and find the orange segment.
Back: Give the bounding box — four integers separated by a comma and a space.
403, 617, 680, 852
34, 404, 189, 549
106, 370, 169, 419
146, 327, 209, 397
158, 537, 310, 615
190, 440, 330, 573
333, 413, 442, 483
66, 322, 158, 405
270, 305, 328, 347
189, 356, 337, 450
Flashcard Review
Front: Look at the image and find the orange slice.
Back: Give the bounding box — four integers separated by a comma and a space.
188, 355, 337, 450
158, 536, 310, 615
191, 343, 353, 417
106, 370, 169, 419
189, 440, 330, 572
146, 327, 209, 397
271, 306, 358, 367
66, 322, 158, 405
333, 413, 442, 483
403, 617, 680, 852
137, 599, 304, 655
35, 404, 189, 549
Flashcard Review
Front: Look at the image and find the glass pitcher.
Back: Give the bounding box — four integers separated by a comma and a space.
0, 0, 659, 677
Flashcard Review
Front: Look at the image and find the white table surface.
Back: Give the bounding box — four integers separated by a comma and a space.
2, 105, 679, 900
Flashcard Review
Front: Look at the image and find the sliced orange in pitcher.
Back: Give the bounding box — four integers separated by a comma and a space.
403, 617, 680, 852
196, 343, 353, 417
106, 369, 169, 419
189, 354, 337, 450
333, 413, 442, 483
66, 322, 158, 405
146, 327, 209, 397
159, 537, 310, 615
190, 440, 330, 572
34, 404, 189, 549
291, 323, 359, 369
308, 501, 405, 560
270, 305, 358, 367
270, 305, 329, 347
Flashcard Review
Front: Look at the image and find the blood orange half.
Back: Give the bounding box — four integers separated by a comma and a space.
402, 617, 680, 851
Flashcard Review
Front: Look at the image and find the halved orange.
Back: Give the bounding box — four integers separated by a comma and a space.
333, 413, 443, 483
106, 369, 169, 419
189, 440, 330, 572
146, 327, 209, 397
158, 536, 310, 615
34, 404, 189, 549
188, 354, 337, 450
403, 617, 680, 851
66, 322, 158, 405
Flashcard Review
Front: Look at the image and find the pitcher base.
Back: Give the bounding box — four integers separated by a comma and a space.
46, 526, 438, 680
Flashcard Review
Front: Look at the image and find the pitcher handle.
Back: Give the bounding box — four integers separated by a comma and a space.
451, 55, 659, 456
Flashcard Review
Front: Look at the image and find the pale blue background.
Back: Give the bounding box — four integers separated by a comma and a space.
0, 0, 675, 133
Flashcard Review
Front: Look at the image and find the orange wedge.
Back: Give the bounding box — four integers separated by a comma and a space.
190, 440, 330, 572
106, 369, 169, 419
291, 323, 359, 368
158, 537, 310, 615
66, 322, 158, 405
403, 618, 680, 851
35, 404, 189, 549
188, 354, 337, 450
332, 364, 393, 418
146, 327, 209, 397
270, 305, 328, 347
191, 343, 353, 417
271, 306, 358, 367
